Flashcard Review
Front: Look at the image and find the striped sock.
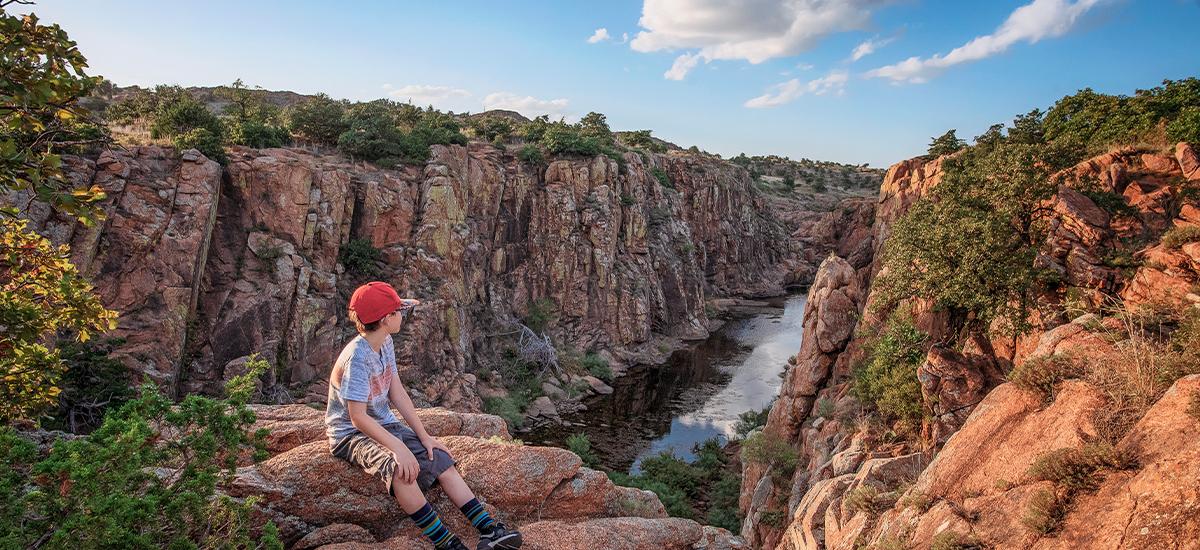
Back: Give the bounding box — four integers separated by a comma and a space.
459, 498, 496, 535
411, 503, 459, 549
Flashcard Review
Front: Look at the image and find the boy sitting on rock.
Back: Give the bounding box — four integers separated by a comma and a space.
326, 281, 523, 550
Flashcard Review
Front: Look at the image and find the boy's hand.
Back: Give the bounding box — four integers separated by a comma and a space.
392, 446, 420, 485
419, 434, 449, 461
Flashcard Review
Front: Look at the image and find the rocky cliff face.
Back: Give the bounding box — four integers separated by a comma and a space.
742, 144, 1200, 549
15, 143, 869, 412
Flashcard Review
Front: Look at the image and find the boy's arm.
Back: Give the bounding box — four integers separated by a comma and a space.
388, 372, 451, 460
348, 400, 421, 483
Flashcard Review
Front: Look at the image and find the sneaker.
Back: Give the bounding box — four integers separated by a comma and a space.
477, 523, 523, 550
444, 539, 470, 550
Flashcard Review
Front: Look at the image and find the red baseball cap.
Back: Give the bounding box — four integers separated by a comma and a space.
349, 281, 403, 324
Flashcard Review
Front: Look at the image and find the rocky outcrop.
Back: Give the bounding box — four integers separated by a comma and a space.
228, 406, 744, 549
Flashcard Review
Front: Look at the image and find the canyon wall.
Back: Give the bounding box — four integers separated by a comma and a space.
16, 143, 869, 412
742, 144, 1200, 549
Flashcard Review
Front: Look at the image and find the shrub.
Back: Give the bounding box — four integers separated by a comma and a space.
608, 470, 693, 519
0, 359, 280, 548
580, 353, 613, 382
338, 238, 381, 276
1162, 225, 1200, 249
844, 484, 881, 515
566, 433, 599, 468
229, 120, 290, 148
524, 298, 557, 334
639, 451, 703, 497
1008, 354, 1080, 401
852, 314, 928, 428
812, 180, 827, 192
651, 167, 674, 189
49, 337, 132, 434
898, 490, 932, 512
815, 397, 836, 419
173, 126, 228, 163
482, 395, 527, 429
337, 100, 466, 165
1022, 487, 1067, 535
1026, 442, 1137, 492
518, 144, 544, 165
466, 115, 515, 142
734, 403, 772, 438
1167, 106, 1200, 145
930, 531, 984, 550
741, 431, 798, 475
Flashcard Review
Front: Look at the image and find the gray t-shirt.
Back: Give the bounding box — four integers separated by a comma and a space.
325, 334, 401, 447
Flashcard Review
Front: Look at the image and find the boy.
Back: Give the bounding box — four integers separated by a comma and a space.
326, 281, 523, 550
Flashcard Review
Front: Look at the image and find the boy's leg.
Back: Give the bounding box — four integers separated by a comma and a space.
438, 467, 523, 549
393, 479, 463, 549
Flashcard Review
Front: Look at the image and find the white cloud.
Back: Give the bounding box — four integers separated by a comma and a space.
665, 52, 703, 80
744, 70, 848, 108
631, 0, 881, 80
850, 36, 893, 61
588, 28, 611, 43
482, 92, 571, 118
387, 84, 471, 105
796, 62, 814, 71
621, 32, 630, 43
867, 0, 1106, 83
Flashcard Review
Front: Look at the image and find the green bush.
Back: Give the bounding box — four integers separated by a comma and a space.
482, 395, 528, 429
741, 430, 798, 475
1, 218, 117, 424
930, 531, 984, 550
734, 403, 772, 438
852, 315, 928, 428
1008, 354, 1080, 401
1167, 106, 1200, 145
337, 100, 466, 165
49, 337, 132, 434
580, 353, 613, 382
1045, 79, 1200, 161
0, 359, 280, 548
518, 144, 544, 165
1162, 225, 1200, 249
844, 484, 881, 515
651, 167, 674, 189
566, 433, 599, 468
524, 298, 557, 333
608, 470, 693, 519
338, 238, 381, 276
639, 451, 703, 497
229, 120, 290, 149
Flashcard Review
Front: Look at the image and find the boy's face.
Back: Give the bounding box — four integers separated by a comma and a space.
380, 308, 405, 334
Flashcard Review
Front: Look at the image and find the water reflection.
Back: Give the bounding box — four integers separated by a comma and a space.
527, 294, 807, 473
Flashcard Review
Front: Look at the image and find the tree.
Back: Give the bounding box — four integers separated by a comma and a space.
578, 111, 613, 143
286, 93, 349, 145
1008, 108, 1046, 145
218, 78, 290, 148
1, 217, 116, 424
926, 129, 966, 157
876, 140, 1062, 334
1, 5, 108, 219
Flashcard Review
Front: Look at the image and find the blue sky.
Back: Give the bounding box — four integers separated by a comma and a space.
23, 0, 1200, 167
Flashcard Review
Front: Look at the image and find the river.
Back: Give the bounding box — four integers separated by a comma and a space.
526, 294, 807, 473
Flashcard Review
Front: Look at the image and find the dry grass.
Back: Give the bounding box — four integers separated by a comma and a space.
1008, 354, 1080, 402
1026, 442, 1137, 491
1082, 300, 1200, 443
845, 484, 882, 515
1022, 487, 1067, 535
930, 531, 985, 550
